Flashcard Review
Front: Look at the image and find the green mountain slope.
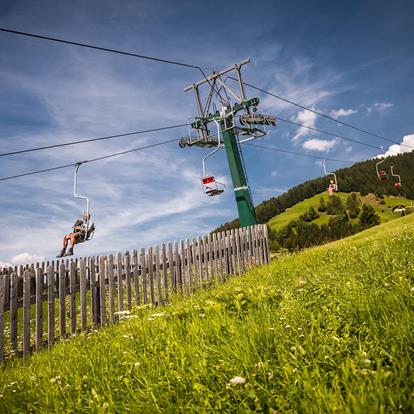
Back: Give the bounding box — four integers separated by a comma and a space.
268, 192, 412, 231
215, 150, 414, 232
1, 215, 414, 413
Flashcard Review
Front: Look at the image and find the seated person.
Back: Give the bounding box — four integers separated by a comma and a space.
56, 212, 93, 257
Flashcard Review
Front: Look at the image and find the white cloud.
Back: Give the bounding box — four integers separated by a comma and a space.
270, 170, 278, 177
0, 261, 12, 269
330, 108, 357, 118
367, 102, 394, 114
292, 110, 318, 142
378, 133, 414, 158
302, 138, 337, 152
345, 145, 353, 153
11, 253, 45, 266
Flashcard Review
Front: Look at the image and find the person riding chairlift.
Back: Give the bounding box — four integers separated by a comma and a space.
328, 180, 337, 196
56, 212, 94, 257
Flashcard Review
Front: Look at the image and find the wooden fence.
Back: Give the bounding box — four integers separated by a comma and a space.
0, 224, 269, 361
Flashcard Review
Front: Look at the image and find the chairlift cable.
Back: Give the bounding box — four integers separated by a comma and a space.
243, 142, 354, 164
228, 77, 414, 150
0, 124, 187, 157
0, 138, 178, 182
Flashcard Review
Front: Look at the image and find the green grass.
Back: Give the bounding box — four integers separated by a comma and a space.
1, 215, 414, 413
268, 192, 412, 231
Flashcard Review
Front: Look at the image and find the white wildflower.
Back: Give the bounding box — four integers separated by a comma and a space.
151, 313, 166, 318
50, 376, 61, 384
134, 362, 141, 367
229, 376, 246, 385
147, 317, 154, 321
285, 324, 291, 329
115, 310, 131, 316
279, 317, 285, 321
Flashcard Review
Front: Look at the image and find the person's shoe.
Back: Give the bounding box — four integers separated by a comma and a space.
64, 248, 74, 257
56, 248, 66, 258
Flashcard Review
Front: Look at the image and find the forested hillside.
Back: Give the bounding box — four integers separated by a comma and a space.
215, 151, 414, 232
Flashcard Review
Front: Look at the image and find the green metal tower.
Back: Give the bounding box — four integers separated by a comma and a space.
179, 59, 276, 227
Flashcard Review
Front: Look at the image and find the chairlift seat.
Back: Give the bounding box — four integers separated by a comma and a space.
201, 176, 225, 197
379, 171, 388, 180
75, 223, 95, 244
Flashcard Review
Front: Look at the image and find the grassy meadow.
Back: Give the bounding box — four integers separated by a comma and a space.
0, 215, 413, 413
267, 192, 412, 231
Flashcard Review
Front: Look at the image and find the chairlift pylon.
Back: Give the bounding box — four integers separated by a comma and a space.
390, 165, 401, 188
323, 158, 338, 196
201, 120, 225, 197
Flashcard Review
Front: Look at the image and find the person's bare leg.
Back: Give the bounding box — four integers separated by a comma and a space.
64, 234, 76, 256
57, 234, 70, 257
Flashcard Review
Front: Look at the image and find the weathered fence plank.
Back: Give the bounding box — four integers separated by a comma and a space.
59, 262, 66, 337
132, 250, 140, 306
167, 242, 173, 294
35, 268, 43, 351
125, 252, 132, 310
80, 259, 87, 330
140, 248, 147, 305
99, 256, 107, 327
155, 245, 162, 305
0, 276, 4, 361
148, 247, 155, 305
180, 240, 185, 293
70, 261, 77, 335
192, 238, 198, 291
89, 257, 98, 326
186, 239, 192, 294
162, 244, 168, 303
9, 272, 18, 353
117, 253, 123, 312
108, 255, 115, 323
23, 270, 31, 356
47, 266, 55, 347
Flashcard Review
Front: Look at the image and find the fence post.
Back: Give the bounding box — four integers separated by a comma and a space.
125, 251, 132, 310
117, 253, 123, 312
263, 224, 270, 264
162, 244, 168, 302
59, 262, 66, 338
173, 242, 179, 292
186, 239, 192, 294
23, 270, 31, 356
148, 247, 155, 305
9, 272, 18, 354
140, 248, 147, 305
155, 245, 162, 305
108, 255, 115, 323
180, 240, 186, 293
80, 259, 87, 330
132, 250, 140, 306
35, 268, 43, 350
99, 256, 107, 327
0, 275, 5, 361
69, 261, 77, 335
89, 257, 99, 326
47, 265, 55, 347
191, 238, 199, 291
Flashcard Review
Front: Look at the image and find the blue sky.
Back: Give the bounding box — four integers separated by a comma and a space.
1, 0, 413, 266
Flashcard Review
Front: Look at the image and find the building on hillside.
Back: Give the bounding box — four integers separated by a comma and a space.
392, 205, 406, 213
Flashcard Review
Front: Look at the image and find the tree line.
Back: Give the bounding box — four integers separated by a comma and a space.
215, 150, 414, 233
